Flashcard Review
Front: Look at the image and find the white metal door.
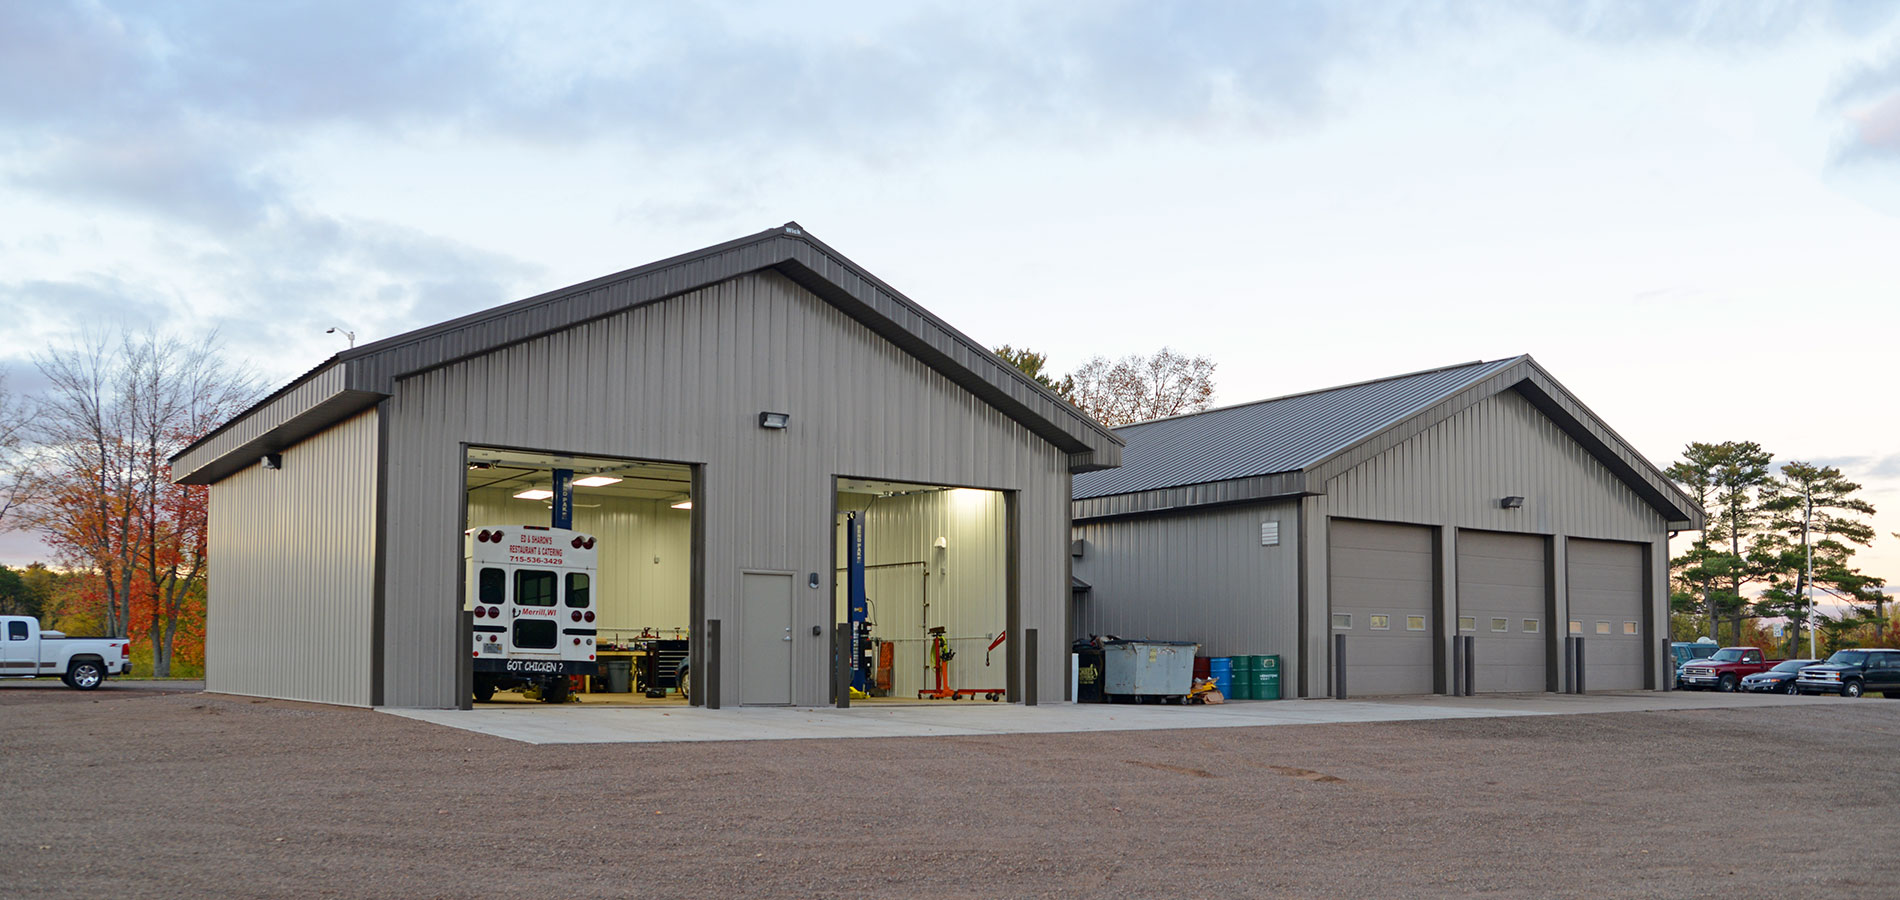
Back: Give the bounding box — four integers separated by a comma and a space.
741, 572, 794, 705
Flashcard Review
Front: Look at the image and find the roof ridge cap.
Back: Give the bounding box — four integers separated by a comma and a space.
1114, 357, 1518, 431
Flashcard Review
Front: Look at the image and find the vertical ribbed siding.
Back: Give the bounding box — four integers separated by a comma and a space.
1071, 499, 1300, 662
1302, 389, 1668, 695
206, 410, 378, 706
381, 270, 1071, 708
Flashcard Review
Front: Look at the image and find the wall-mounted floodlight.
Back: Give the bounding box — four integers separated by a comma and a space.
1500, 496, 1525, 509
758, 411, 790, 429
260, 453, 282, 470
571, 475, 622, 487
514, 489, 554, 500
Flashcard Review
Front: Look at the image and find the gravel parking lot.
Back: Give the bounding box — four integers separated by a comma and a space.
3, 683, 1895, 899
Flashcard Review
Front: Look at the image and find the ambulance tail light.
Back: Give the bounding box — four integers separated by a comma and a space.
584, 611, 595, 623
571, 610, 582, 622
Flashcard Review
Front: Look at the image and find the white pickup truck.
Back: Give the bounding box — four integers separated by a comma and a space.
1, 615, 132, 689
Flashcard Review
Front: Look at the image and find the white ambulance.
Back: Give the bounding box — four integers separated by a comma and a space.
465, 524, 599, 702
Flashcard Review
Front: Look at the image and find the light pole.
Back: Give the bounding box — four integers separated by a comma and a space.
326, 327, 356, 348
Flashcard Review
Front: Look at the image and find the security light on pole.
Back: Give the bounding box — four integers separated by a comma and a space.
326, 327, 356, 348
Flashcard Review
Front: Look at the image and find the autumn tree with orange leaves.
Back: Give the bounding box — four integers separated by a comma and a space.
27, 332, 258, 676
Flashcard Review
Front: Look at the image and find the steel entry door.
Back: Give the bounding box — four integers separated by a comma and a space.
740, 572, 794, 705
1566, 539, 1645, 691
1329, 520, 1435, 695
1457, 531, 1547, 693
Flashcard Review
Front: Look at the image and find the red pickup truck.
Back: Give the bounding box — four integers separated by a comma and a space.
1678, 646, 1783, 692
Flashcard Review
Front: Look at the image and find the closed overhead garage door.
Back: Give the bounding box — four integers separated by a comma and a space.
1457, 531, 1547, 693
1329, 520, 1435, 695
1567, 539, 1647, 691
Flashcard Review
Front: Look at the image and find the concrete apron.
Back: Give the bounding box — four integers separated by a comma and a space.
381, 691, 1857, 745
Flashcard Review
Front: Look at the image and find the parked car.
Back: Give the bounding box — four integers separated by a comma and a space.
0, 615, 133, 689
1678, 646, 1783, 692
1740, 658, 1821, 694
1670, 641, 1721, 687
1795, 649, 1900, 698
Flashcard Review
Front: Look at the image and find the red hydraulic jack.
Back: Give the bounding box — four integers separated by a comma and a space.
917, 627, 1005, 701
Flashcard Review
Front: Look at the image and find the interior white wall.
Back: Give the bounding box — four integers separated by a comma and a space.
467, 487, 692, 639
836, 488, 1007, 698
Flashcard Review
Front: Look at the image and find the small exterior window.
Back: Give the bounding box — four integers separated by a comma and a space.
478, 567, 505, 604
1596, 621, 1611, 635
1332, 613, 1352, 629
1405, 615, 1426, 631
1623, 621, 1638, 636
565, 572, 591, 608
1569, 620, 1582, 634
1458, 616, 1476, 631
1491, 617, 1509, 632
515, 569, 557, 607
1523, 619, 1540, 634
1369, 615, 1390, 630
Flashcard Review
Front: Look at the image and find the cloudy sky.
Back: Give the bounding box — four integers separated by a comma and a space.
2, 0, 1898, 596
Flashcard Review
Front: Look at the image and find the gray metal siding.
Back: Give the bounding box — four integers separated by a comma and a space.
1070, 500, 1299, 662
380, 270, 1072, 708
1303, 389, 1670, 695
205, 409, 379, 706
1457, 530, 1547, 693
1328, 520, 1436, 695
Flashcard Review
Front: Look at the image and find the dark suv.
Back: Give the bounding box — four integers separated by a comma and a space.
1795, 649, 1900, 698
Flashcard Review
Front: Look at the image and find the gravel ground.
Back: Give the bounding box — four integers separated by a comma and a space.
3, 684, 1895, 899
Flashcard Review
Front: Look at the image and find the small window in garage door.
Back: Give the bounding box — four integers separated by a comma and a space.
1370, 615, 1389, 630
1458, 617, 1476, 631
1405, 616, 1426, 631
1569, 620, 1581, 634
1523, 619, 1540, 634
1596, 621, 1611, 635
1623, 621, 1637, 635
1491, 617, 1509, 632
1333, 614, 1352, 629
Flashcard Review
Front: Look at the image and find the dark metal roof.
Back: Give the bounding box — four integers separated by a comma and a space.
173, 223, 1123, 484
1074, 359, 1518, 499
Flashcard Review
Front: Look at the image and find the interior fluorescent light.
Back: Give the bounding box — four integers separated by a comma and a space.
514, 489, 554, 500
670, 500, 693, 510
572, 476, 622, 487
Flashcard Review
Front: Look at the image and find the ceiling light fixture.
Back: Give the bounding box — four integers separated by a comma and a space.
514, 489, 554, 500
670, 500, 693, 510
572, 476, 622, 487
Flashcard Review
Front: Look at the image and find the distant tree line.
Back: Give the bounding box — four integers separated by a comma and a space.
0, 331, 259, 676
995, 345, 1217, 426
1667, 440, 1889, 656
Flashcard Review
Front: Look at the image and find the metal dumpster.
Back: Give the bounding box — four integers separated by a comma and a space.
1102, 640, 1198, 701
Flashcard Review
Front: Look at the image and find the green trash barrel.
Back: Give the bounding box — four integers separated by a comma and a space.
1250, 654, 1281, 700
1228, 654, 1254, 700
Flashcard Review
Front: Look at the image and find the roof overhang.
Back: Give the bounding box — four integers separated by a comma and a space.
173, 224, 1123, 485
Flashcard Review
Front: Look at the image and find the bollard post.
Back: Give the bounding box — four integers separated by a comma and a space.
1660, 638, 1673, 691
1333, 633, 1348, 700
834, 623, 851, 708
1451, 635, 1464, 696
1565, 634, 1580, 694
1462, 635, 1475, 697
705, 619, 721, 710
458, 609, 474, 711
1024, 629, 1038, 706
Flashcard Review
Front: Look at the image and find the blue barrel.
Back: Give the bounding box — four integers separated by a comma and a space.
1209, 657, 1234, 697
